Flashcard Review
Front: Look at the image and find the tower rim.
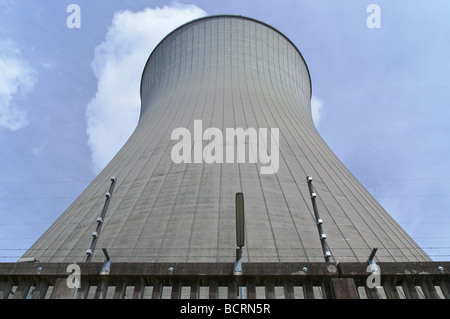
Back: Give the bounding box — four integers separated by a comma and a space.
139, 14, 313, 101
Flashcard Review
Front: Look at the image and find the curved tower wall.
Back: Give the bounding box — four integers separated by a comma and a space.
23, 15, 430, 263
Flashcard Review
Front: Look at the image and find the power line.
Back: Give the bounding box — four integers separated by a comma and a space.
0, 180, 91, 184
375, 194, 450, 198
414, 237, 450, 239
0, 194, 102, 201
360, 178, 450, 182
0, 197, 74, 200
0, 223, 54, 226
410, 222, 450, 225
0, 237, 37, 241
0, 247, 417, 251
2, 194, 449, 201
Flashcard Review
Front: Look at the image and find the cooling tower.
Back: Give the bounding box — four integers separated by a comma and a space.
22, 15, 430, 264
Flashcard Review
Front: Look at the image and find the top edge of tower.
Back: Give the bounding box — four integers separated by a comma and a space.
139, 14, 312, 101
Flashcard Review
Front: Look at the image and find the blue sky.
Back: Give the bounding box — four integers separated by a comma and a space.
0, 0, 449, 262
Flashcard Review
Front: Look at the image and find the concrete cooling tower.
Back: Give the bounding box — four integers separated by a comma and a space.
22, 15, 430, 265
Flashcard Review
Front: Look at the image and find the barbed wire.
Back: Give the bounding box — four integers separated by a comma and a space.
1, 254, 449, 259
0, 246, 447, 253
3, 194, 450, 200
1, 177, 449, 185
0, 180, 91, 184
360, 177, 450, 181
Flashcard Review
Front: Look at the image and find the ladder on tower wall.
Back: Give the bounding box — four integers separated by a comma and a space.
307, 176, 332, 262
85, 176, 117, 262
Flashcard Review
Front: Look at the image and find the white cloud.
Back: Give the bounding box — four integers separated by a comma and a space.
311, 95, 323, 127
86, 3, 206, 174
0, 40, 36, 131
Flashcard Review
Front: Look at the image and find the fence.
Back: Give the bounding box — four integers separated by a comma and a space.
0, 261, 448, 299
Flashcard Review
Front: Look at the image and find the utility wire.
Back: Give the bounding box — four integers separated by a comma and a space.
0, 197, 75, 200
0, 180, 91, 184
359, 177, 450, 182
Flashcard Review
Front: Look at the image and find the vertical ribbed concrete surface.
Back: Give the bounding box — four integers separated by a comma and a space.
23, 15, 430, 263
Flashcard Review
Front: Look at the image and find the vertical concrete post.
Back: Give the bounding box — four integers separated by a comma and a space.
209, 279, 218, 299
112, 281, 126, 299
330, 278, 359, 299
228, 280, 237, 299
421, 278, 440, 299
0, 280, 13, 299
440, 280, 450, 299
265, 280, 275, 299
402, 281, 420, 299
246, 280, 256, 299
284, 282, 295, 299
303, 281, 315, 299
151, 280, 162, 299
190, 280, 200, 299
383, 280, 400, 299
13, 281, 31, 299
171, 280, 182, 299
132, 277, 145, 299
31, 280, 49, 299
